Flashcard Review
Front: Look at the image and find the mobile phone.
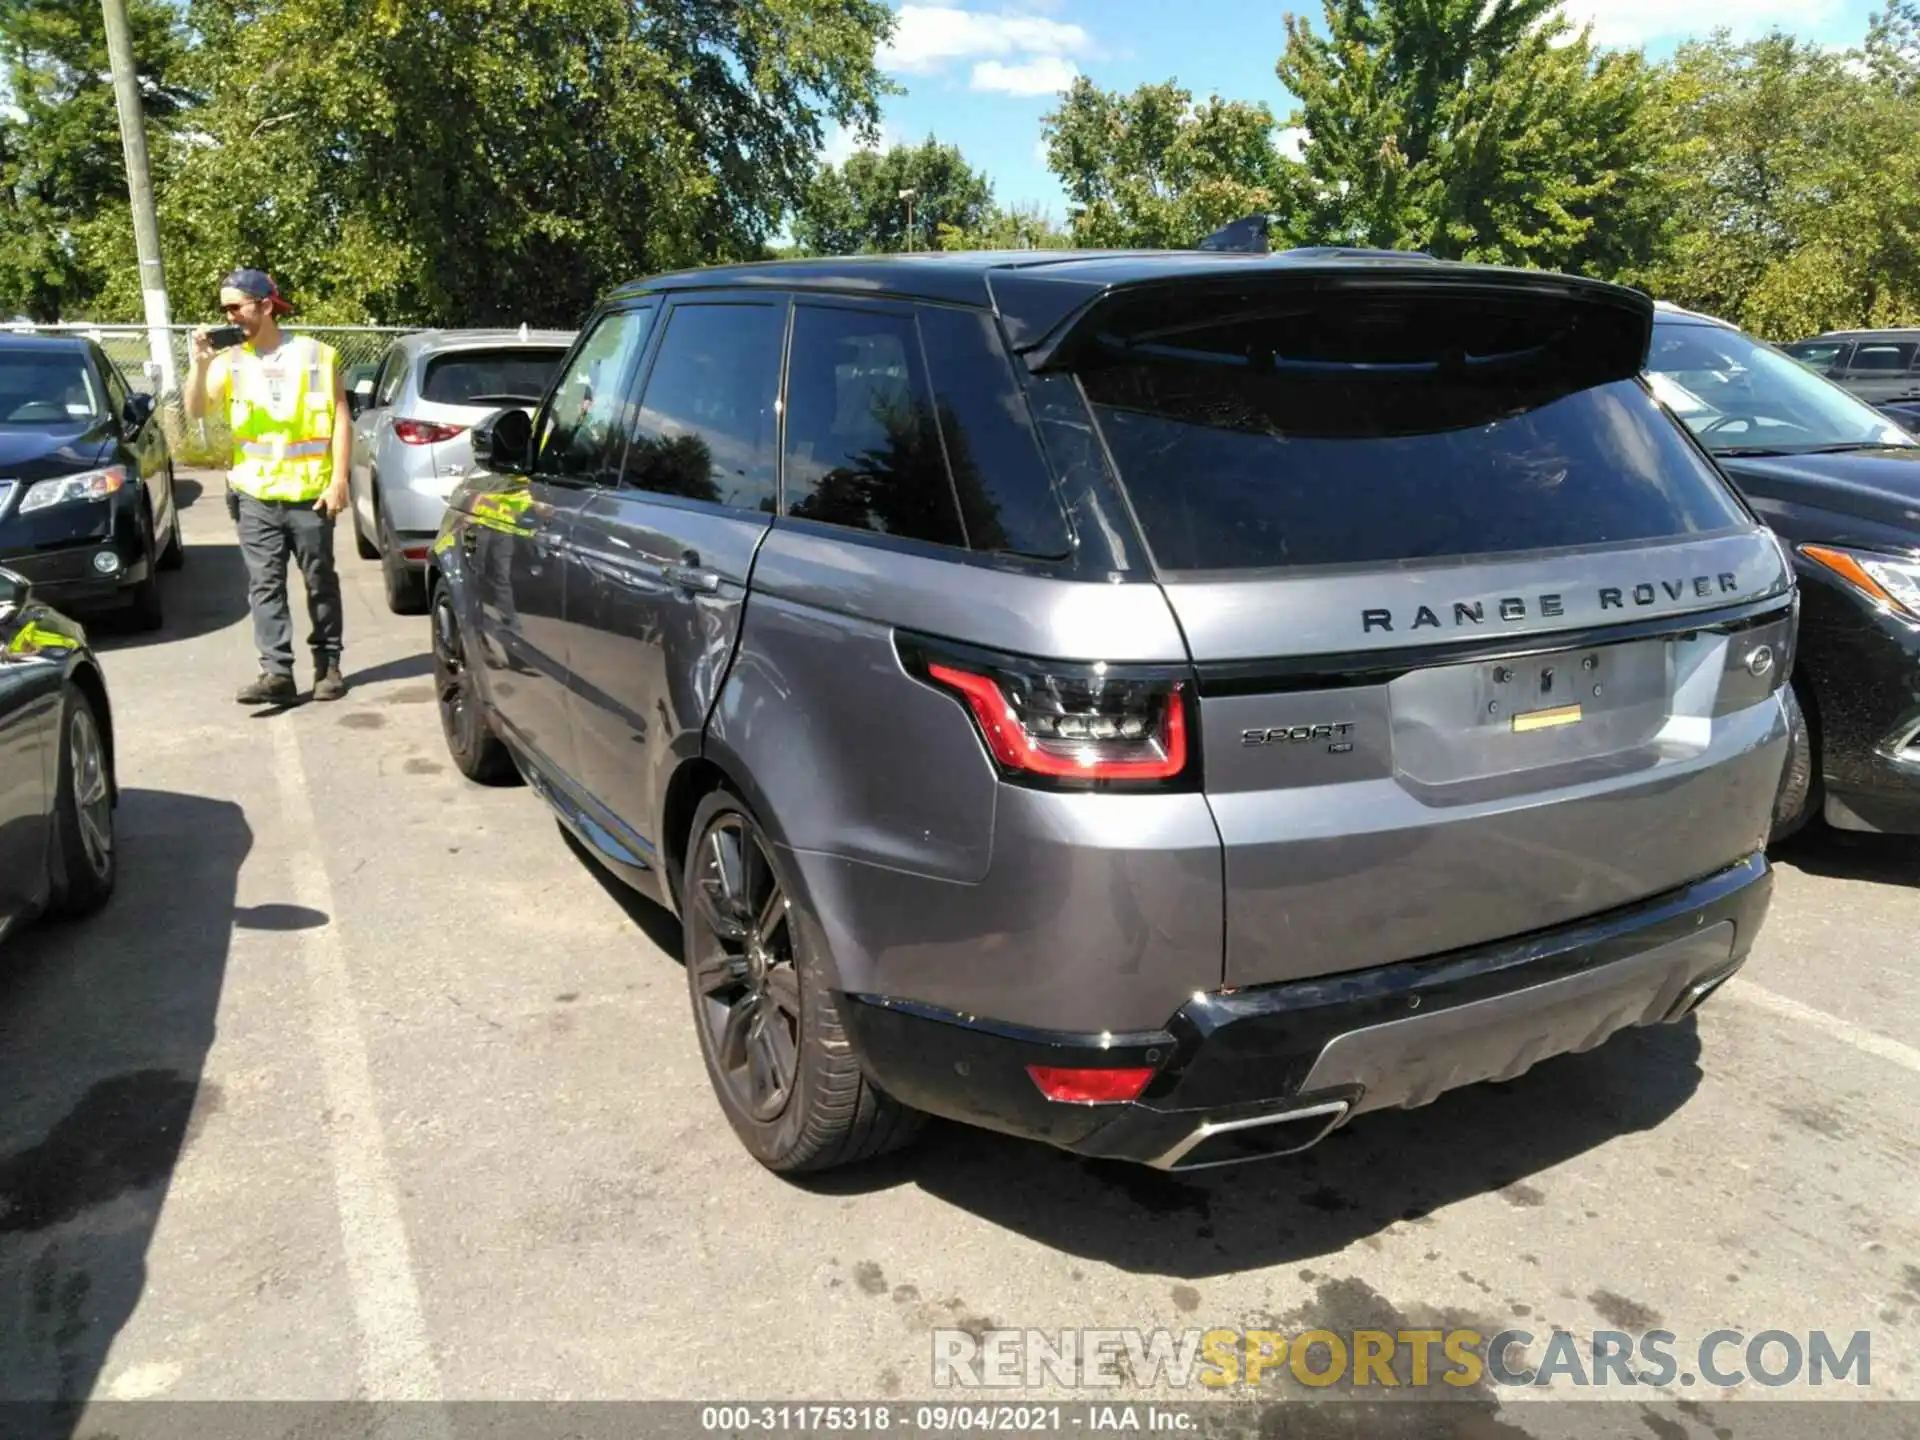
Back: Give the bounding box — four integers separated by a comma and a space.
208, 325, 245, 349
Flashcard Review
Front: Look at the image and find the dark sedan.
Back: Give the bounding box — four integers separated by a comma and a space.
0, 332, 184, 630
1649, 304, 1920, 839
0, 566, 117, 943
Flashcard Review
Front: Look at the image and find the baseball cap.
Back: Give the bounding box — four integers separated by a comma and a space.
219, 268, 293, 314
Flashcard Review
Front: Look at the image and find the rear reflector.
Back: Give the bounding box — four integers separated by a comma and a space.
1026, 1065, 1156, 1104
401, 545, 430, 562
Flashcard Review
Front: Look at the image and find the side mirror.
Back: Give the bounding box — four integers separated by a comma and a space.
123, 392, 156, 430
472, 406, 533, 474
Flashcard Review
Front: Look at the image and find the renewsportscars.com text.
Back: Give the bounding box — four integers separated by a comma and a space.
932, 1327, 1873, 1391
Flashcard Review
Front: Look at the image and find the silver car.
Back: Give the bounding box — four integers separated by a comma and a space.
348, 328, 574, 611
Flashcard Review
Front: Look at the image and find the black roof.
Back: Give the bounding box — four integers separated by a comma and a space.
605, 247, 1651, 365
0, 331, 93, 353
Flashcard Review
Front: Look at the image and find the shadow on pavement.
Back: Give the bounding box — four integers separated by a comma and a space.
557, 821, 685, 960
344, 652, 432, 690
1768, 824, 1919, 887
801, 1016, 1706, 1279
86, 540, 251, 653
0, 789, 250, 1435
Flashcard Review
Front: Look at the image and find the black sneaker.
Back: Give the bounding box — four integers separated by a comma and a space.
312, 664, 348, 702
237, 672, 297, 705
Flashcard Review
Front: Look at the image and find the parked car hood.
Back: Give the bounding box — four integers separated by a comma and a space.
1714, 446, 1920, 541
0, 423, 117, 480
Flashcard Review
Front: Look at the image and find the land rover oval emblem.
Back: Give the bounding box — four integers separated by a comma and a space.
1745, 645, 1775, 678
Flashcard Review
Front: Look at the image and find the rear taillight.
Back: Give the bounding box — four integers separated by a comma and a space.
902, 637, 1195, 789
393, 419, 466, 446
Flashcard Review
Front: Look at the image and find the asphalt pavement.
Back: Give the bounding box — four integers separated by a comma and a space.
0, 472, 1916, 1434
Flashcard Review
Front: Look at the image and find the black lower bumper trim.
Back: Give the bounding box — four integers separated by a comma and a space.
839, 854, 1773, 1169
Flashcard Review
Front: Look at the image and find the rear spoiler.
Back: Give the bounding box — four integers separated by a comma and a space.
999, 257, 1657, 387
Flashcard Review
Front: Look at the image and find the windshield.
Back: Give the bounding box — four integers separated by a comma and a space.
1645, 320, 1916, 454
0, 353, 104, 426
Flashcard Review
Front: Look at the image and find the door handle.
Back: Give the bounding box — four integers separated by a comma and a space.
664, 562, 721, 594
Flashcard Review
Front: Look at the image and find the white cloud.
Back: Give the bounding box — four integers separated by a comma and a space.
1278, 126, 1309, 161
820, 119, 903, 167
1556, 0, 1841, 45
972, 55, 1079, 95
1033, 136, 1052, 165
880, 5, 1093, 75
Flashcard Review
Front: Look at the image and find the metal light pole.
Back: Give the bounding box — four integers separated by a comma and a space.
898, 188, 917, 252
100, 0, 175, 397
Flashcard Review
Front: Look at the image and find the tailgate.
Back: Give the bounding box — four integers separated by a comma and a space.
1054, 267, 1797, 988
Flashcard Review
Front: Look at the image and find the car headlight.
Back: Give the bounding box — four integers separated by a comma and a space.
18, 466, 127, 513
1800, 544, 1920, 620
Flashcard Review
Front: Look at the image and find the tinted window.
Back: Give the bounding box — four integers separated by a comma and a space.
1785, 341, 1847, 371
1078, 306, 1753, 571
420, 348, 566, 406
0, 351, 102, 425
621, 301, 784, 512
535, 306, 655, 480
1847, 342, 1916, 373
781, 304, 965, 547
916, 304, 1073, 558
99, 352, 132, 414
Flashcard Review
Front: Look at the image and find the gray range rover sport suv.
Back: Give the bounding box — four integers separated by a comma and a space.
427, 247, 1798, 1174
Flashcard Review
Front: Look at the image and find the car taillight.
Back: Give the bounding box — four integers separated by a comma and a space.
394, 419, 466, 446
1026, 1065, 1157, 1104
902, 637, 1195, 789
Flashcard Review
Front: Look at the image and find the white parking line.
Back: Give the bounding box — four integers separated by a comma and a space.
1728, 978, 1920, 1076
271, 719, 448, 1411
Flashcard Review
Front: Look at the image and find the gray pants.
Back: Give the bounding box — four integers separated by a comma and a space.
236, 494, 344, 678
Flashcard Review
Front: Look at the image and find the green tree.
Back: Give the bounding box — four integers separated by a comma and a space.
1643, 29, 1920, 337
113, 0, 896, 327
935, 200, 1074, 252
1274, 0, 1673, 275
1041, 79, 1296, 247
0, 0, 194, 319
794, 137, 995, 254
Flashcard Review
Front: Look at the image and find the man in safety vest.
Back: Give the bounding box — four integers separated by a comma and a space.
184, 268, 352, 704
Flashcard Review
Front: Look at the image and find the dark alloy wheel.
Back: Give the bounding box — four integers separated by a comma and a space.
682, 790, 924, 1172
688, 808, 801, 1122
52, 683, 116, 917
432, 583, 517, 785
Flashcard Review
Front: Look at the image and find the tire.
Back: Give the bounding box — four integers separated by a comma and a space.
49, 682, 116, 919
379, 501, 428, 615
682, 788, 924, 1174
157, 466, 186, 571
432, 579, 518, 785
354, 489, 380, 560
1770, 681, 1818, 845
127, 515, 164, 631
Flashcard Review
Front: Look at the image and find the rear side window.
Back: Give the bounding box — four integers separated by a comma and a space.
1076, 295, 1751, 572
782, 303, 967, 548
420, 348, 565, 406
622, 301, 785, 513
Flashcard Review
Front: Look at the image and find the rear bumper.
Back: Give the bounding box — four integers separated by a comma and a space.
839, 852, 1772, 1170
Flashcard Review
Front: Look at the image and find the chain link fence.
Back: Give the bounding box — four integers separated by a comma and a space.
4, 322, 418, 468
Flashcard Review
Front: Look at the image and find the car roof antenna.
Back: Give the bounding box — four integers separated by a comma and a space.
1197, 214, 1273, 253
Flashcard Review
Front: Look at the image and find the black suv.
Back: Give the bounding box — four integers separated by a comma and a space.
1650, 304, 1920, 837
0, 332, 184, 629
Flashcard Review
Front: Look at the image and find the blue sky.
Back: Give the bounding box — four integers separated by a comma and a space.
826, 0, 1892, 220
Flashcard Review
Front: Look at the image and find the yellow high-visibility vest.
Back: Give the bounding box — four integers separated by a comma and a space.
217, 335, 339, 502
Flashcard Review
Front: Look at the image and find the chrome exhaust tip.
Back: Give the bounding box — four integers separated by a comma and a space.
1150, 1099, 1352, 1171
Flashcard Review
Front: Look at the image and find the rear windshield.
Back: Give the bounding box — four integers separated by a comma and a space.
420, 348, 566, 406
1077, 299, 1752, 572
